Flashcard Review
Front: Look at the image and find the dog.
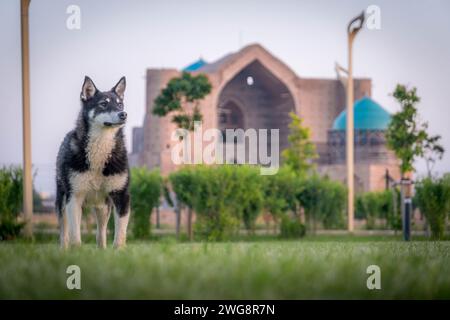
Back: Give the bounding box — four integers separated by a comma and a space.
55, 76, 130, 249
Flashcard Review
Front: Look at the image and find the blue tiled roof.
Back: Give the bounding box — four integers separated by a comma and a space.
183, 59, 207, 72
333, 97, 391, 130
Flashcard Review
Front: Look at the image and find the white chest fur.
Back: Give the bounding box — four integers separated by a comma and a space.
70, 170, 127, 193
69, 126, 127, 203
86, 126, 118, 171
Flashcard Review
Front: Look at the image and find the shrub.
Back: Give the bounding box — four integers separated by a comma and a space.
297, 174, 346, 232
318, 179, 346, 229
415, 176, 450, 239
0, 166, 25, 240
234, 166, 264, 232
130, 168, 162, 238
356, 190, 399, 230
280, 215, 306, 239
170, 165, 264, 240
263, 166, 301, 221
191, 165, 241, 240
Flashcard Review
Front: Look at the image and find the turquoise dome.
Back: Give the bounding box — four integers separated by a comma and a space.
332, 97, 391, 130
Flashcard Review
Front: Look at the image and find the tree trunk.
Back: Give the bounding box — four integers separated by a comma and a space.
156, 206, 160, 229
187, 208, 193, 241
175, 205, 181, 239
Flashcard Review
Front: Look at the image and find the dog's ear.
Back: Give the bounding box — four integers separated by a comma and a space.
112, 77, 126, 100
81, 76, 98, 101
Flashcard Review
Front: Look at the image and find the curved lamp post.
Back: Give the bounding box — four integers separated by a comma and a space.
346, 11, 365, 232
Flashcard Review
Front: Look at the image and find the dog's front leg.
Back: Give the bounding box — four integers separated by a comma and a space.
58, 211, 69, 249
66, 195, 84, 246
94, 204, 111, 249
110, 190, 130, 249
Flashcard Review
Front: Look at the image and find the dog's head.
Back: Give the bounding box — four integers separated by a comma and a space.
80, 76, 127, 128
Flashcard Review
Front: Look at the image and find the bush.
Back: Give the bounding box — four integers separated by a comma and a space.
280, 215, 306, 239
263, 166, 301, 222
169, 165, 348, 239
191, 165, 241, 240
415, 176, 450, 239
318, 179, 346, 229
130, 168, 162, 238
356, 190, 399, 230
170, 165, 264, 240
234, 166, 264, 232
297, 174, 346, 232
0, 219, 25, 241
0, 166, 25, 240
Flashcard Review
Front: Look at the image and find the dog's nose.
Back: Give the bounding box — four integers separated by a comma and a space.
118, 111, 127, 120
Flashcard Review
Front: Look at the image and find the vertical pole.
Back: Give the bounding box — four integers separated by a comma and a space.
21, 0, 33, 238
346, 35, 355, 232
404, 196, 411, 241
402, 174, 412, 241
392, 185, 397, 235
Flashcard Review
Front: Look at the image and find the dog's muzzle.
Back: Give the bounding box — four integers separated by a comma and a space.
104, 112, 127, 127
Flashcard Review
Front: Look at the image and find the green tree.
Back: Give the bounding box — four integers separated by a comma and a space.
152, 72, 212, 131
130, 168, 162, 238
415, 176, 450, 239
319, 179, 346, 229
296, 175, 346, 232
263, 166, 300, 226
282, 112, 318, 175
0, 166, 25, 240
169, 167, 200, 240
170, 165, 264, 241
296, 174, 323, 233
386, 84, 444, 176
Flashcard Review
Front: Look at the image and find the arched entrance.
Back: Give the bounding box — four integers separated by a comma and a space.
217, 59, 295, 164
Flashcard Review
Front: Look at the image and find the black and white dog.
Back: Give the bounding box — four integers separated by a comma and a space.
55, 76, 130, 249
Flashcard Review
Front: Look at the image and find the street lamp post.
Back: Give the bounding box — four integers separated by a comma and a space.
21, 0, 33, 238
346, 12, 365, 232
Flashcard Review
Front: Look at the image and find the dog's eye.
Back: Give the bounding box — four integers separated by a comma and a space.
99, 101, 108, 108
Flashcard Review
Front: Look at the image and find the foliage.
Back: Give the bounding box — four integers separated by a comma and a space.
280, 215, 306, 238
415, 176, 450, 239
152, 72, 212, 131
318, 179, 347, 229
0, 166, 25, 240
170, 165, 264, 240
297, 174, 346, 231
386, 84, 444, 176
191, 165, 241, 240
235, 167, 264, 232
263, 166, 300, 221
281, 112, 318, 174
130, 168, 162, 238
169, 166, 199, 210
356, 190, 397, 230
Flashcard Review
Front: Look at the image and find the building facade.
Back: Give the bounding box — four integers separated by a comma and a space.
130, 44, 400, 192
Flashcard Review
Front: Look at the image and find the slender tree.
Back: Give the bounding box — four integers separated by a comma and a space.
282, 112, 318, 175
153, 72, 212, 131
386, 84, 444, 177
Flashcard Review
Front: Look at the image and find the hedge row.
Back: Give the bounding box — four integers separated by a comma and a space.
129, 165, 347, 240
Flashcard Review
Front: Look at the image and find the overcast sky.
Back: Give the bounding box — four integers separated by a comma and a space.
1, 0, 449, 192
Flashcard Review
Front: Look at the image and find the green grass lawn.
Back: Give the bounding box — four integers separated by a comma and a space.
1, 236, 449, 299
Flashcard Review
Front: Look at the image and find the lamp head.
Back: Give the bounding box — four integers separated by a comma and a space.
347, 11, 365, 37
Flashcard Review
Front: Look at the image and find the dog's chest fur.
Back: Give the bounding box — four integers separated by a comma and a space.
69, 127, 127, 201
